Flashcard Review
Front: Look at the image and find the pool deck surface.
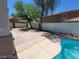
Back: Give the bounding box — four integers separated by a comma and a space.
11, 28, 61, 59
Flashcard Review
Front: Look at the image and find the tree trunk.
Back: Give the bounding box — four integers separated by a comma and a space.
26, 22, 28, 28
39, 5, 44, 30
12, 22, 15, 28
39, 0, 44, 30
39, 13, 43, 30
28, 21, 32, 29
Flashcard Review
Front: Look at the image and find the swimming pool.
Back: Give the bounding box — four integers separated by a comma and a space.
54, 39, 79, 59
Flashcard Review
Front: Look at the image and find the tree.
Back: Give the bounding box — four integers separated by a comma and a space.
24, 4, 41, 22
34, 0, 59, 30
14, 1, 41, 28
14, 1, 33, 28
14, 1, 24, 13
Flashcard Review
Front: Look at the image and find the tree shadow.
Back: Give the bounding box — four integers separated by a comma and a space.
41, 32, 61, 43
19, 28, 29, 32
19, 28, 41, 32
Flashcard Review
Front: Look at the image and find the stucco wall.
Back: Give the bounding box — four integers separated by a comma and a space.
0, 0, 10, 36
32, 22, 39, 29
42, 23, 79, 35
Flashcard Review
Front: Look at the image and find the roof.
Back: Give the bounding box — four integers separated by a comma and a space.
42, 9, 79, 23
45, 9, 79, 17
9, 16, 16, 19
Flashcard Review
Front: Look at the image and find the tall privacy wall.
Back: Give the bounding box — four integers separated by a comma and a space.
41, 9, 79, 35
42, 23, 79, 35
31, 22, 79, 35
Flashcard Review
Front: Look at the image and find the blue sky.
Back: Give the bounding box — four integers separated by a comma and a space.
7, 0, 79, 15
7, 0, 34, 15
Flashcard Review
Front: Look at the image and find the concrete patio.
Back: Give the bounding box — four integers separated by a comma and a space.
11, 28, 61, 59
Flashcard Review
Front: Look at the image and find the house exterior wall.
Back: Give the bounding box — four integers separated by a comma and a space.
0, 0, 16, 56
0, 0, 10, 36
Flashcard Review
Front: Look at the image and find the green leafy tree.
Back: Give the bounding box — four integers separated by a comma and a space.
14, 1, 32, 28
14, 1, 41, 28
24, 4, 41, 22
14, 1, 24, 13
34, 0, 59, 30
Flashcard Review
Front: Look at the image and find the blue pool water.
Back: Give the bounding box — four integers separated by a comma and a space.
54, 39, 79, 59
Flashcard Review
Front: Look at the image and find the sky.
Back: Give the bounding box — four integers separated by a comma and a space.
7, 0, 79, 15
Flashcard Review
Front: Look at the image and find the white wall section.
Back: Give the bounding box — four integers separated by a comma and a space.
42, 23, 79, 35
